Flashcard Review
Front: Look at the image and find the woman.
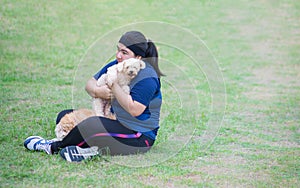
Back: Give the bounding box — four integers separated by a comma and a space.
24, 31, 164, 162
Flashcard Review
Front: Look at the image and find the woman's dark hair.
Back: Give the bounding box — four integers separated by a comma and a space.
119, 31, 164, 77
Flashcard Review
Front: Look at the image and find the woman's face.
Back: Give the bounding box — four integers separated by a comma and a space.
116, 43, 136, 63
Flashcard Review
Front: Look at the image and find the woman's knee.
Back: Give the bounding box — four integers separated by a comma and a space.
77, 116, 105, 130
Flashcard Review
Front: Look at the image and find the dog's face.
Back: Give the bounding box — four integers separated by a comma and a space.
118, 58, 146, 79
55, 124, 68, 140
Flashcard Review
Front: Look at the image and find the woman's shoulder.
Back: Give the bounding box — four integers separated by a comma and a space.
104, 59, 118, 69
130, 62, 159, 88
138, 61, 159, 78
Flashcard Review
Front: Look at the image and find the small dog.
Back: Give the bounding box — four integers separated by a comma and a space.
55, 108, 95, 140
92, 58, 146, 119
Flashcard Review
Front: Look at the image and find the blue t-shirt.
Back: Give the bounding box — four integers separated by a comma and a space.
93, 60, 162, 140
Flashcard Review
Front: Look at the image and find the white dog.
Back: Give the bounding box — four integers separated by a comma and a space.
92, 58, 146, 119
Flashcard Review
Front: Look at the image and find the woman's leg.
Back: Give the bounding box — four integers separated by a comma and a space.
51, 116, 154, 155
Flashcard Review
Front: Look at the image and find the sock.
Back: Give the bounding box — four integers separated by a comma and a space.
50, 141, 63, 154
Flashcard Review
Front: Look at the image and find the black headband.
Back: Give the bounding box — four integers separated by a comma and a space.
119, 31, 148, 57
126, 44, 146, 57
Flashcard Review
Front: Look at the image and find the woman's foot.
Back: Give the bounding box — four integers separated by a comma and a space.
60, 146, 99, 162
24, 136, 53, 154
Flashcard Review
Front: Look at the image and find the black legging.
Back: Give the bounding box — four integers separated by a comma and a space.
51, 110, 154, 155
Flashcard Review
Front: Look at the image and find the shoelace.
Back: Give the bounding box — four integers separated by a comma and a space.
34, 140, 52, 154
34, 140, 45, 150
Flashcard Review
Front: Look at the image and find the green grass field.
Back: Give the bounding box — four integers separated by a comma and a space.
1, 0, 299, 187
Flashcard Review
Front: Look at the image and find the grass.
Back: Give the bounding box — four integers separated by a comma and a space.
1, 0, 300, 187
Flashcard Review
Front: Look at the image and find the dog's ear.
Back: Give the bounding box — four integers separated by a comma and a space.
139, 60, 146, 69
116, 62, 125, 72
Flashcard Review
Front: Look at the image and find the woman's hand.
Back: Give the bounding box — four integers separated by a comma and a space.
99, 85, 113, 100
85, 77, 113, 100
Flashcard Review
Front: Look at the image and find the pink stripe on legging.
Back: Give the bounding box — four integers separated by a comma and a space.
77, 132, 142, 147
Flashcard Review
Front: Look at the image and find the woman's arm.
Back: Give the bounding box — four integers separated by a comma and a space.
85, 77, 112, 100
111, 83, 146, 117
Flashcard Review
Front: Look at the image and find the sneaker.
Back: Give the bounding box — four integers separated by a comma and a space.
24, 136, 53, 154
60, 146, 99, 162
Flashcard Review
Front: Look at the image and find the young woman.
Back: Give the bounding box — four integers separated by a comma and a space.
24, 31, 164, 162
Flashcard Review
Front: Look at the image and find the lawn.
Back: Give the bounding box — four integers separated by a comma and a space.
1, 0, 299, 187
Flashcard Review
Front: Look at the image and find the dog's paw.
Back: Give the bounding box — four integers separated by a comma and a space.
122, 85, 130, 94
106, 75, 117, 87
107, 113, 117, 120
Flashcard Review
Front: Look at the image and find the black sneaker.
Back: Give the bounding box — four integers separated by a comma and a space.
60, 146, 99, 162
